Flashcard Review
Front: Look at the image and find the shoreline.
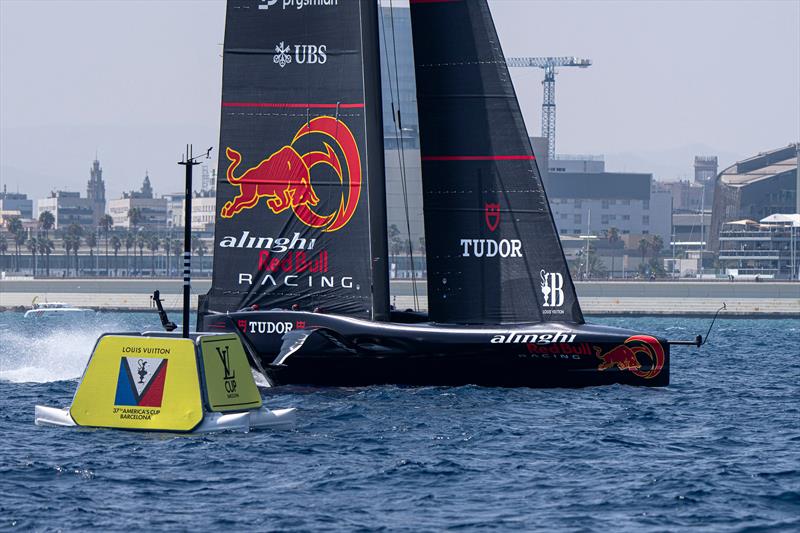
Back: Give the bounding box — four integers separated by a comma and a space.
1, 278, 798, 317
0, 307, 791, 318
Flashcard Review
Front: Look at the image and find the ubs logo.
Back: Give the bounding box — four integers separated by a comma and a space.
216, 346, 238, 395
540, 270, 564, 308
273, 41, 328, 68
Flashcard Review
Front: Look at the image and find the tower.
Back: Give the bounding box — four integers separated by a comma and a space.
141, 173, 154, 199
694, 155, 718, 207
87, 158, 106, 225
694, 156, 718, 185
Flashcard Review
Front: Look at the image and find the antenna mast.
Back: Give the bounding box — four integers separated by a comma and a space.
177, 145, 212, 338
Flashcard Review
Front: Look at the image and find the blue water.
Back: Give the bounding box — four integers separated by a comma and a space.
0, 312, 797, 531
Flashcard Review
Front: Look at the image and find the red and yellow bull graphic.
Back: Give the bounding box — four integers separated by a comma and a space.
594, 335, 665, 379
221, 116, 361, 232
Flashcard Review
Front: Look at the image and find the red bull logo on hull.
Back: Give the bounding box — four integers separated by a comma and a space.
595, 335, 665, 379
221, 116, 361, 232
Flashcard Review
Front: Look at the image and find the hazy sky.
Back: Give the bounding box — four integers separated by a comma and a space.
1, 0, 798, 202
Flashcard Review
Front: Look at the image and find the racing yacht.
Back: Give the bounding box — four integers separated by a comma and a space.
197, 0, 696, 387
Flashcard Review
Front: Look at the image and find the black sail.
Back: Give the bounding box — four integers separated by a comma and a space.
409, 0, 583, 324
205, 0, 389, 320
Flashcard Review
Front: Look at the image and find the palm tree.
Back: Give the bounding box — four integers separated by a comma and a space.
99, 214, 114, 276
14, 230, 26, 273
67, 224, 83, 276
192, 235, 208, 276
62, 232, 73, 276
148, 234, 160, 277
128, 208, 143, 230
650, 235, 664, 258
388, 224, 401, 265
110, 235, 122, 276
607, 227, 621, 279
38, 210, 55, 239
638, 238, 650, 263
38, 238, 54, 277
586, 245, 608, 278
162, 234, 173, 276
124, 232, 135, 275
171, 238, 183, 276
27, 237, 38, 276
136, 232, 147, 276
0, 234, 7, 271
6, 217, 23, 271
72, 234, 82, 276
86, 231, 98, 276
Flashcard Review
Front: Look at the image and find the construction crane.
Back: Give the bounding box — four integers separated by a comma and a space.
506, 56, 592, 159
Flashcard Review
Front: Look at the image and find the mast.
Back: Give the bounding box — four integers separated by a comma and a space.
362, 0, 390, 321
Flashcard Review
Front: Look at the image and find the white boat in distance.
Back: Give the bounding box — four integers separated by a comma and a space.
24, 301, 95, 319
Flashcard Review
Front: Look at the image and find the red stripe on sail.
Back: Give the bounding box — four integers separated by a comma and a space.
421, 155, 536, 161
222, 102, 365, 109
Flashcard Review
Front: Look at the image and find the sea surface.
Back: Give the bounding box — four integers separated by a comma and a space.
0, 312, 797, 532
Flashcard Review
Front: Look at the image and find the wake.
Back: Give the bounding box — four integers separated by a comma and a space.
0, 316, 138, 383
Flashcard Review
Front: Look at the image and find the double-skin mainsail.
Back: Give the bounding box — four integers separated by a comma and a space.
204, 0, 390, 320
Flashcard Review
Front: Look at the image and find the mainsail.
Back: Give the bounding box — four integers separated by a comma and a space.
409, 0, 583, 324
206, 0, 389, 320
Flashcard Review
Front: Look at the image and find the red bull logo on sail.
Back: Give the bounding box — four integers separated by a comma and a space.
221, 116, 361, 232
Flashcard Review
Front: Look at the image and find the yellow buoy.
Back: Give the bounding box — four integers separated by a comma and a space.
35, 332, 294, 433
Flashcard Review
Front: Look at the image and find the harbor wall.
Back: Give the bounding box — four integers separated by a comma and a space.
1, 279, 798, 316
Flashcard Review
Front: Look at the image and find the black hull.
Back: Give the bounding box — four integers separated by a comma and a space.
200, 310, 670, 388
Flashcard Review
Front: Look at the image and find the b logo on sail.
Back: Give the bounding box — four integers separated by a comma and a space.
540, 270, 564, 308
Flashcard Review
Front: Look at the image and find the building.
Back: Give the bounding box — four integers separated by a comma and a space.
200, 165, 216, 193
658, 179, 704, 212
86, 158, 106, 226
694, 155, 717, 205
549, 154, 604, 174
0, 186, 33, 220
530, 137, 550, 183
671, 211, 711, 249
164, 192, 185, 228
107, 173, 167, 230
544, 157, 673, 244
108, 197, 168, 230
122, 173, 155, 200
709, 144, 798, 252
694, 155, 718, 184
183, 190, 217, 231
717, 214, 799, 279
36, 191, 95, 229
0, 209, 23, 226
